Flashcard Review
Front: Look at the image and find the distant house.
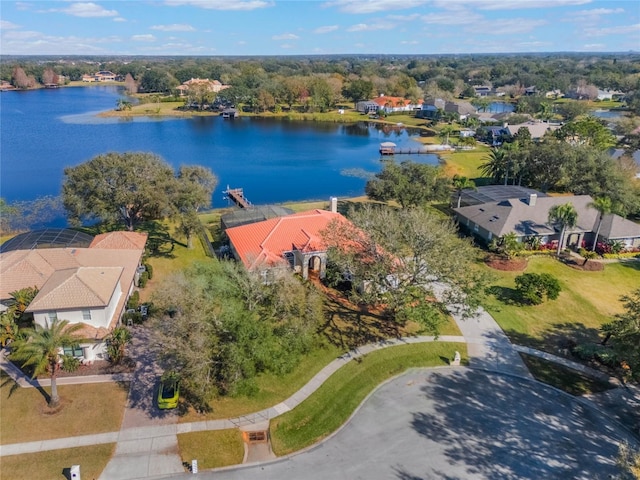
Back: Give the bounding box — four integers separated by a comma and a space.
478, 125, 510, 146
444, 100, 477, 121
176, 78, 230, 97
369, 95, 422, 113
453, 187, 640, 250
506, 121, 561, 140
524, 86, 537, 96
597, 89, 624, 101
356, 100, 379, 114
416, 99, 445, 120
0, 231, 147, 363
225, 208, 348, 281
82, 71, 117, 82
473, 86, 493, 97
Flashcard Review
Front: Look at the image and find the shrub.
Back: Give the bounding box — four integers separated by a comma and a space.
139, 271, 149, 288
515, 272, 561, 305
144, 262, 153, 279
127, 291, 140, 310
123, 311, 143, 325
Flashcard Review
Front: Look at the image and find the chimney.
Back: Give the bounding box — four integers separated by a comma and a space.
528, 193, 537, 206
330, 197, 338, 213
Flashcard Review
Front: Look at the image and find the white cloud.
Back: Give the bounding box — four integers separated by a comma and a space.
272, 33, 299, 40
575, 8, 624, 16
164, 0, 273, 11
1, 32, 123, 55
150, 24, 196, 32
347, 22, 395, 32
113, 17, 126, 22
280, 43, 295, 49
400, 40, 418, 45
421, 12, 482, 25
0, 20, 21, 30
2, 30, 41, 40
387, 13, 420, 21
237, 40, 247, 45
132, 34, 157, 42
464, 18, 547, 35
585, 23, 640, 36
434, 0, 591, 10
324, 0, 428, 14
314, 25, 339, 34
583, 43, 606, 49
60, 2, 118, 18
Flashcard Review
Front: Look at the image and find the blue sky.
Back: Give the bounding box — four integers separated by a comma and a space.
1, 0, 638, 56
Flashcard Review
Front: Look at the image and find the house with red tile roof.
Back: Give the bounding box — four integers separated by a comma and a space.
370, 95, 423, 114
0, 231, 147, 362
225, 209, 347, 280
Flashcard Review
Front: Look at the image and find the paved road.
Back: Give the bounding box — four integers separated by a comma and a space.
159, 368, 637, 480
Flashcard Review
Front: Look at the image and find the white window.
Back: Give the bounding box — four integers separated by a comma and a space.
47, 312, 58, 323
473, 223, 479, 232
487, 232, 493, 241
82, 310, 92, 321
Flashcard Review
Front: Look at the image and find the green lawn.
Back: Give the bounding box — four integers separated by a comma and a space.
482, 257, 639, 352
438, 146, 491, 181
0, 444, 115, 480
0, 373, 128, 444
177, 430, 244, 470
270, 342, 466, 456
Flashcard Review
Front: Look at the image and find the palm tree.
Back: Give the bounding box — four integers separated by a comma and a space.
452, 175, 476, 208
480, 148, 507, 184
9, 286, 39, 319
10, 319, 83, 408
589, 197, 613, 252
548, 203, 578, 256
106, 326, 132, 365
439, 125, 455, 145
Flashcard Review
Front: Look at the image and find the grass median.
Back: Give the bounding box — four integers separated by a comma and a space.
0, 444, 115, 480
177, 430, 244, 470
269, 341, 466, 456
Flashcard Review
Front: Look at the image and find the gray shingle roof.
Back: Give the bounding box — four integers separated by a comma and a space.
455, 195, 599, 238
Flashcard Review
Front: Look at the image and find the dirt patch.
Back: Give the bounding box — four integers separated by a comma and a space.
485, 255, 528, 271
39, 398, 69, 416
53, 358, 135, 378
561, 257, 605, 271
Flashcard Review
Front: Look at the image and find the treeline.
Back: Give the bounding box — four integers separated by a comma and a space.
2, 54, 640, 111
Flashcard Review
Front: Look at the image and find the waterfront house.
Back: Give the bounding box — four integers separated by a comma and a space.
225, 207, 347, 281
356, 100, 379, 114
0, 231, 147, 362
370, 95, 423, 114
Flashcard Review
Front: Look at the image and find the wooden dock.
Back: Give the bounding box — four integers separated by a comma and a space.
380, 147, 436, 155
224, 186, 251, 208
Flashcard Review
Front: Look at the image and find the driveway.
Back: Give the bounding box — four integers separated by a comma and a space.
161, 368, 636, 480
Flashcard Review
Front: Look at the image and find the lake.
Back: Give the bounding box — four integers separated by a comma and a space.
0, 86, 438, 218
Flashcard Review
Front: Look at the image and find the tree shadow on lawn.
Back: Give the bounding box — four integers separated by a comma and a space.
485, 285, 520, 305
410, 369, 634, 479
322, 298, 399, 351
504, 321, 603, 356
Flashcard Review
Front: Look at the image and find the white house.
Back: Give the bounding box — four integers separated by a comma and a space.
0, 231, 147, 362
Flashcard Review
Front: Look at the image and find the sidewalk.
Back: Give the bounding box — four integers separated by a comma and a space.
0, 335, 466, 459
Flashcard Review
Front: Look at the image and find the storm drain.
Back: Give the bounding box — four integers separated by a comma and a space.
244, 431, 268, 443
